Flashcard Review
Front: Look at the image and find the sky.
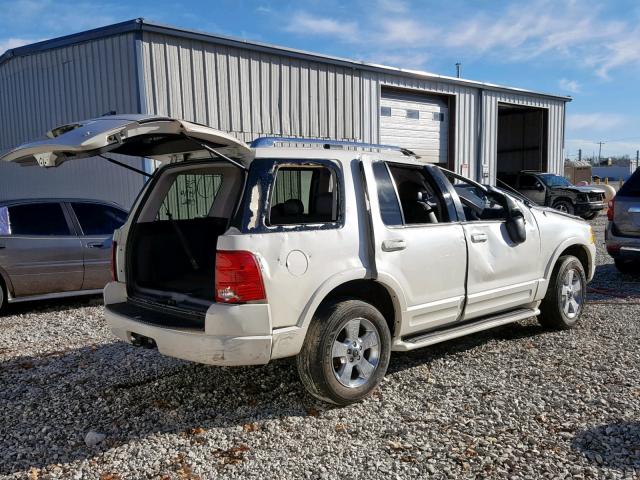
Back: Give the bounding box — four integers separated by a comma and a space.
1, 0, 639, 159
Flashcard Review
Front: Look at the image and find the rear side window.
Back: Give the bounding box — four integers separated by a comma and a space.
269, 166, 338, 225
7, 203, 71, 236
157, 172, 223, 220
71, 203, 127, 235
387, 164, 448, 224
618, 169, 640, 197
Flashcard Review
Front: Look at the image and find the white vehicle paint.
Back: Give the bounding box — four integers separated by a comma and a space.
2, 115, 596, 404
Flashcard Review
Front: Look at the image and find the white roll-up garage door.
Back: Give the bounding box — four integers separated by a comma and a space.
379, 89, 449, 163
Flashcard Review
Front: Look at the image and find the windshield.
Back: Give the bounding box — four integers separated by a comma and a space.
538, 173, 572, 187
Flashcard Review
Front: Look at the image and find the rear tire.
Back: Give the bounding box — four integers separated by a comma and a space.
539, 255, 586, 330
296, 300, 391, 405
614, 258, 639, 275
553, 199, 575, 215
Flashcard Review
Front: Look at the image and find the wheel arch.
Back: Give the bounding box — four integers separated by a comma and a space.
539, 240, 593, 299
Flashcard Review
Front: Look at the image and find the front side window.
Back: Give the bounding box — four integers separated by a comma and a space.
442, 173, 507, 222
71, 203, 127, 235
269, 165, 338, 225
519, 174, 542, 189
7, 203, 71, 236
157, 172, 223, 220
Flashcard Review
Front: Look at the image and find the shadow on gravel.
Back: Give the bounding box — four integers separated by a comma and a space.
572, 422, 640, 473
389, 321, 544, 375
0, 320, 544, 475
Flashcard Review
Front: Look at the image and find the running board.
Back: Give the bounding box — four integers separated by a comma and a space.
392, 307, 539, 352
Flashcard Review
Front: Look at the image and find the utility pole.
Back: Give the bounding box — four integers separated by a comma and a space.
597, 141, 605, 165
636, 150, 639, 171
578, 149, 582, 162
455, 62, 462, 78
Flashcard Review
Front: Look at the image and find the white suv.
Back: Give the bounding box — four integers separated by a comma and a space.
2, 115, 597, 404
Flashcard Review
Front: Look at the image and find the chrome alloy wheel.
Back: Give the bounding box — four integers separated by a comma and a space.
560, 267, 583, 319
332, 317, 380, 388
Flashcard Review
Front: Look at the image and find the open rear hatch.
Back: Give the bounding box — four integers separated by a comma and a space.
0, 114, 252, 167
1, 115, 254, 316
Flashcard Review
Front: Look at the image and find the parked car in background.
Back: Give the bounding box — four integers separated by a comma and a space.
1, 115, 596, 404
606, 168, 640, 274
498, 171, 606, 219
0, 199, 128, 312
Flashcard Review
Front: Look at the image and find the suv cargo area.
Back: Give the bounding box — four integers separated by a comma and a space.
126, 162, 245, 309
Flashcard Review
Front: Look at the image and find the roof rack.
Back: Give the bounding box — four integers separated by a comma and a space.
250, 137, 415, 156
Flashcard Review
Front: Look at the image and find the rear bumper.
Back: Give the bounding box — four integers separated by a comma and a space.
104, 282, 273, 366
605, 223, 640, 260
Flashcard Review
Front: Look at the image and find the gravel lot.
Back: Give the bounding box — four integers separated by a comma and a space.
1, 213, 639, 479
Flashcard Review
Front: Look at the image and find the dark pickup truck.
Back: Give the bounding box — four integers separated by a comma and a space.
498, 171, 606, 219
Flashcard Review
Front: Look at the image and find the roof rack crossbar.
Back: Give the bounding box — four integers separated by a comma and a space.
250, 136, 414, 155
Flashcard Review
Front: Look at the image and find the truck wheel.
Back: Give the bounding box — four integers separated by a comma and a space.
583, 212, 598, 220
553, 199, 574, 215
296, 300, 391, 405
614, 259, 639, 275
539, 255, 586, 330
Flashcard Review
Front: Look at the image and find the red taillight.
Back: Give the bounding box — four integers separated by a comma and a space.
215, 251, 266, 303
607, 199, 615, 221
110, 240, 117, 281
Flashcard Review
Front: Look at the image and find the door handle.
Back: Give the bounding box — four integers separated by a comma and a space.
382, 239, 406, 252
86, 241, 105, 249
471, 233, 488, 243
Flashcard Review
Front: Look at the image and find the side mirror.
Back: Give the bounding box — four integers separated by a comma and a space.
535, 182, 544, 192
504, 195, 527, 244
506, 211, 527, 244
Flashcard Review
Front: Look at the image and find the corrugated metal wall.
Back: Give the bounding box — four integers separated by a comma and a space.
0, 33, 146, 208
481, 91, 565, 184
139, 32, 498, 180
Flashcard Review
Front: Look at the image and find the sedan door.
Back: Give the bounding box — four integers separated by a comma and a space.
0, 202, 83, 297
67, 202, 128, 290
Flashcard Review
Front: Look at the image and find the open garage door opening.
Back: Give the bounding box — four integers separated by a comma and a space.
380, 88, 452, 167
496, 104, 548, 178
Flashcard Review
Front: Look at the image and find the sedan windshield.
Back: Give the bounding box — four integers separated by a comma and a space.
539, 173, 572, 187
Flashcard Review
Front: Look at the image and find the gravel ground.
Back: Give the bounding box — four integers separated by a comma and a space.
1, 213, 639, 479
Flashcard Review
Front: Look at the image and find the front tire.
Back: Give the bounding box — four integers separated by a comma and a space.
583, 212, 598, 220
539, 255, 586, 329
553, 199, 575, 215
296, 300, 391, 405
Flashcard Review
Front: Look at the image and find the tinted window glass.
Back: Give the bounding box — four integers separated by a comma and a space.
8, 203, 71, 236
269, 166, 338, 225
157, 173, 223, 220
372, 162, 403, 226
71, 203, 127, 235
519, 175, 538, 188
618, 169, 640, 197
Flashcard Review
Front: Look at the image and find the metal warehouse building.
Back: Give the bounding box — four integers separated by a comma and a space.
0, 18, 571, 208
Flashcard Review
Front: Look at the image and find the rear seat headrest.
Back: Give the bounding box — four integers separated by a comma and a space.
282, 198, 304, 215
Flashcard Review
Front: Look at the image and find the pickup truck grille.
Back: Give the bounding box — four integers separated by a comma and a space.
588, 192, 604, 202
